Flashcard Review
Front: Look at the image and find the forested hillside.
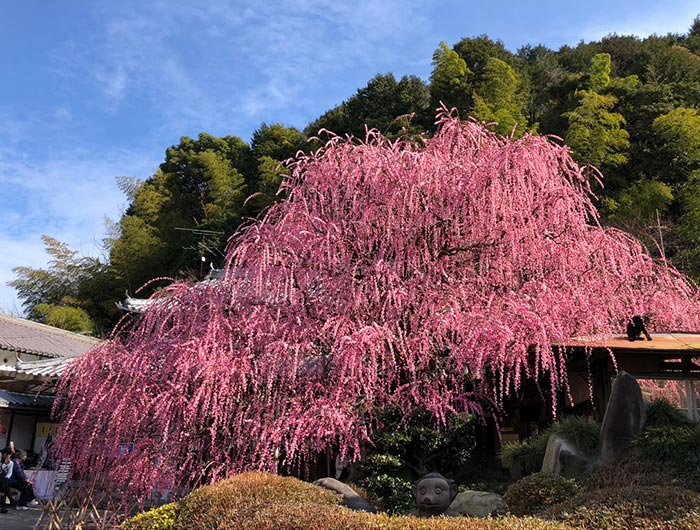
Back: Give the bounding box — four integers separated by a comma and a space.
11, 16, 700, 334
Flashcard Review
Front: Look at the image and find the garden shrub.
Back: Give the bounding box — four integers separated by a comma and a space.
500, 416, 599, 476
547, 416, 599, 453
635, 425, 700, 466
635, 424, 700, 489
121, 470, 577, 530
120, 502, 180, 530
546, 484, 700, 529
503, 472, 582, 516
361, 473, 414, 515
174, 472, 342, 530
357, 409, 476, 514
583, 456, 671, 490
500, 437, 549, 476
644, 398, 693, 429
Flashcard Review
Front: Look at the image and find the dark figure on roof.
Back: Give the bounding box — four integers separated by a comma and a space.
627, 315, 652, 342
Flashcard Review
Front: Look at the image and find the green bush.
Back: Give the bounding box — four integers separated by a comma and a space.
500, 438, 549, 475
500, 416, 599, 476
583, 456, 671, 490
644, 398, 693, 429
148, 471, 574, 530
547, 416, 599, 453
174, 472, 341, 530
120, 503, 180, 530
120, 471, 700, 530
634, 424, 700, 489
356, 409, 476, 513
635, 425, 700, 467
546, 485, 700, 529
362, 473, 414, 515
503, 472, 582, 516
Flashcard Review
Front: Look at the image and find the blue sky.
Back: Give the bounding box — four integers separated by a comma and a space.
1, 0, 698, 314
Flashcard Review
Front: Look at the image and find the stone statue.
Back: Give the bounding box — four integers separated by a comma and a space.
414, 472, 458, 517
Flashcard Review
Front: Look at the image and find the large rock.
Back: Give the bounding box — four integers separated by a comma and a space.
444, 490, 503, 517
312, 477, 376, 513
598, 371, 645, 465
541, 435, 590, 478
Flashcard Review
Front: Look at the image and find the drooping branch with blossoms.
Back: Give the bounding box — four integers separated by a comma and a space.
54, 110, 700, 504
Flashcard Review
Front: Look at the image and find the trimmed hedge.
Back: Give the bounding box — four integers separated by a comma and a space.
121, 472, 574, 530
120, 503, 179, 530
546, 485, 700, 529
121, 471, 700, 530
503, 473, 582, 516
174, 472, 342, 529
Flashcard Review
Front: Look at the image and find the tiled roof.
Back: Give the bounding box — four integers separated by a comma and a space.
15, 357, 76, 379
0, 313, 101, 359
0, 389, 54, 409
115, 296, 156, 313
565, 332, 700, 352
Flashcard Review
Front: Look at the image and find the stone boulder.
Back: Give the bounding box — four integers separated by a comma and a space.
312, 477, 376, 513
598, 371, 645, 465
443, 490, 503, 518
541, 435, 590, 478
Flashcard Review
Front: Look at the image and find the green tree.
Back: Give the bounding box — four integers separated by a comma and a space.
589, 53, 612, 93
652, 107, 700, 170
429, 42, 472, 116
109, 214, 167, 291
251, 123, 306, 162
34, 304, 95, 333
599, 34, 646, 78
305, 105, 349, 138
676, 171, 700, 279
471, 57, 529, 136
564, 90, 630, 172
518, 44, 563, 125
307, 74, 430, 139
646, 43, 700, 84
396, 75, 432, 132
685, 16, 700, 54
453, 35, 518, 81
9, 236, 113, 332
247, 124, 306, 210
602, 179, 674, 253
110, 134, 252, 288
345, 73, 402, 135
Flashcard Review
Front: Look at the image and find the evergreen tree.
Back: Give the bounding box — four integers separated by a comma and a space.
564, 90, 630, 172
471, 57, 529, 137
652, 107, 700, 172
564, 54, 630, 174
429, 42, 472, 116
589, 53, 612, 93
9, 236, 115, 332
110, 134, 252, 290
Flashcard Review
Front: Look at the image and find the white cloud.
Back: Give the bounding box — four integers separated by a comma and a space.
0, 144, 157, 314
47, 0, 435, 140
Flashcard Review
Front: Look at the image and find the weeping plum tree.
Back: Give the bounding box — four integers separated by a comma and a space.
55, 110, 700, 504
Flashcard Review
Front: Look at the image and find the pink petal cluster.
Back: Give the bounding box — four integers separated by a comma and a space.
54, 111, 700, 503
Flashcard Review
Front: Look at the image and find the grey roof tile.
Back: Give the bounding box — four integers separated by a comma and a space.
0, 314, 101, 359
0, 389, 54, 408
